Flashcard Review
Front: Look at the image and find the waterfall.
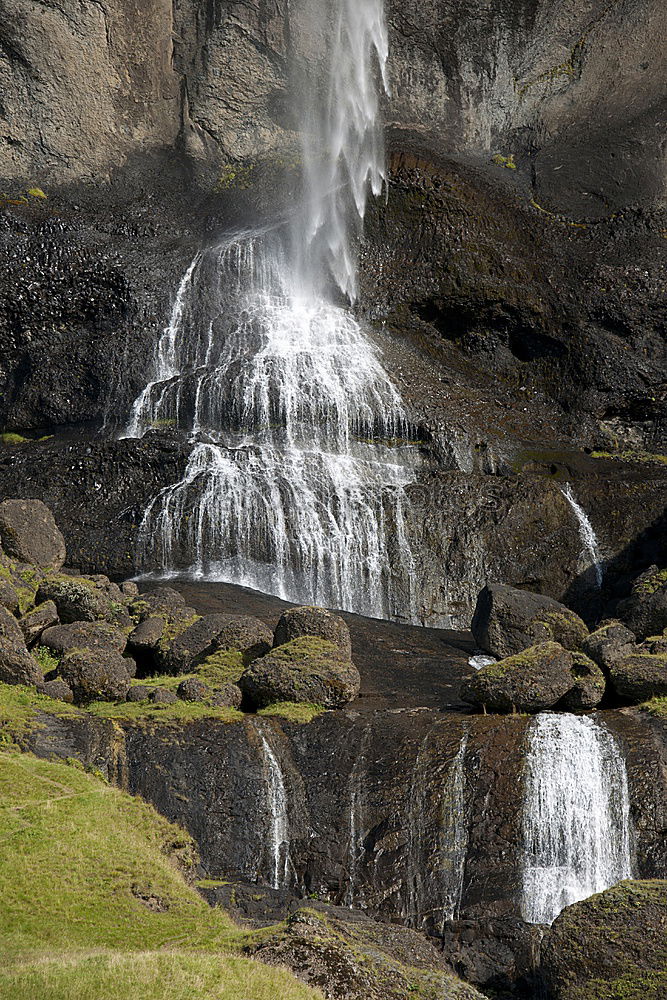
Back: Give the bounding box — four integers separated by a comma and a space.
122, 0, 421, 623
521, 713, 633, 925
257, 726, 292, 890
439, 732, 469, 927
345, 726, 371, 908
561, 484, 604, 588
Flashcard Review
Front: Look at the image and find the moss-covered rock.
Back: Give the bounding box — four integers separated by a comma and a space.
461, 641, 574, 713
0, 604, 43, 688
211, 614, 273, 662
36, 573, 118, 624
610, 652, 667, 702
240, 637, 360, 709
58, 648, 132, 704
472, 584, 588, 659
582, 621, 637, 670
541, 879, 667, 999
274, 606, 352, 659
617, 566, 667, 640
19, 600, 59, 647
560, 652, 606, 710
41, 620, 127, 657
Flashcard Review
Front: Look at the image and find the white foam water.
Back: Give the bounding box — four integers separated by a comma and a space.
561, 483, 604, 588
257, 727, 292, 890
521, 713, 633, 925
124, 0, 421, 622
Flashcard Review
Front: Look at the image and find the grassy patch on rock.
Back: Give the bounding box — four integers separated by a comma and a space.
257, 702, 326, 723
0, 749, 321, 1000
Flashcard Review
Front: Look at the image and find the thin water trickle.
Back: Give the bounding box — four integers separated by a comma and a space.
561, 483, 604, 588
257, 727, 292, 890
521, 713, 633, 925
123, 0, 422, 622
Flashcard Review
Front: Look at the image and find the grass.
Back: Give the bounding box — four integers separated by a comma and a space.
591, 450, 667, 467
33, 645, 61, 673
257, 702, 326, 723
641, 696, 667, 719
86, 699, 245, 724
0, 749, 321, 1000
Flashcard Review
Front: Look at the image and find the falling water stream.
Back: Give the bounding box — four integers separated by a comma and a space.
257, 726, 292, 890
561, 484, 604, 588
122, 0, 420, 622
521, 713, 633, 925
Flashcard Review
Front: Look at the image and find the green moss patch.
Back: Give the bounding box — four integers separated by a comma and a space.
257, 702, 326, 723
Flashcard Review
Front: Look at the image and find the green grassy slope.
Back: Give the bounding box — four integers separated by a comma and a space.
0, 748, 321, 1000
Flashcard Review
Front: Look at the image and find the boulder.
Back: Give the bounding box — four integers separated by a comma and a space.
0, 499, 66, 570
36, 574, 115, 624
19, 601, 59, 647
274, 607, 352, 659
560, 652, 606, 711
129, 587, 186, 622
211, 614, 273, 661
38, 678, 74, 704
643, 630, 667, 655
211, 682, 243, 710
177, 677, 210, 702
58, 649, 131, 703
126, 684, 152, 702
41, 621, 127, 656
164, 613, 248, 674
581, 621, 637, 670
0, 578, 19, 614
240, 637, 360, 709
541, 880, 667, 1000
0, 605, 42, 686
617, 567, 667, 640
127, 616, 165, 653
472, 584, 588, 659
121, 580, 140, 598
609, 652, 667, 702
149, 687, 177, 705
461, 642, 574, 713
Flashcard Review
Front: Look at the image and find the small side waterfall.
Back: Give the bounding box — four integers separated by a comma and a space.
345, 726, 371, 908
521, 713, 633, 925
561, 483, 604, 588
257, 726, 292, 890
403, 731, 469, 931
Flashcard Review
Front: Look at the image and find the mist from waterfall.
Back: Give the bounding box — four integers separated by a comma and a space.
123, 0, 421, 622
521, 713, 633, 925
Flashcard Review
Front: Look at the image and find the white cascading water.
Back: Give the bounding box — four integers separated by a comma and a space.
521, 713, 633, 925
122, 0, 420, 622
257, 728, 292, 890
561, 483, 604, 588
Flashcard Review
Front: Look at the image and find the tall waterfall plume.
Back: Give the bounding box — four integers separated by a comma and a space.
521, 713, 633, 925
123, 0, 421, 622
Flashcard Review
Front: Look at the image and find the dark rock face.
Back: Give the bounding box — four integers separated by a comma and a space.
0, 499, 66, 570
165, 613, 250, 674
240, 637, 361, 709
541, 880, 667, 1000
274, 608, 353, 660
441, 917, 544, 996
0, 578, 19, 614
461, 642, 574, 713
58, 649, 131, 703
582, 621, 637, 671
472, 585, 588, 659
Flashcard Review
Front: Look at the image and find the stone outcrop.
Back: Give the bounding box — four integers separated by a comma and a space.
274, 607, 352, 660
58, 648, 132, 704
617, 567, 667, 641
541, 880, 667, 1000
610, 653, 667, 703
240, 637, 361, 709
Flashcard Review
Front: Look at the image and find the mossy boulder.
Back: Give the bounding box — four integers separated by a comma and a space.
617, 566, 667, 640
177, 677, 210, 702
162, 613, 249, 675
127, 616, 166, 653
472, 584, 588, 659
36, 574, 118, 624
560, 652, 606, 710
461, 641, 574, 713
0, 577, 19, 614
610, 652, 667, 702
211, 682, 243, 709
210, 614, 273, 661
19, 600, 59, 647
129, 586, 186, 623
274, 607, 352, 659
541, 880, 667, 1000
37, 677, 74, 703
58, 648, 132, 703
0, 498, 66, 570
0, 604, 42, 688
41, 621, 127, 657
581, 621, 637, 670
240, 637, 360, 709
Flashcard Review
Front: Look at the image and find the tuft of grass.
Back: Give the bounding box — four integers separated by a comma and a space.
0, 749, 321, 1000
32, 646, 61, 673
641, 696, 667, 719
0, 433, 29, 446
257, 702, 326, 723
86, 698, 244, 725
0, 683, 77, 741
591, 449, 667, 467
